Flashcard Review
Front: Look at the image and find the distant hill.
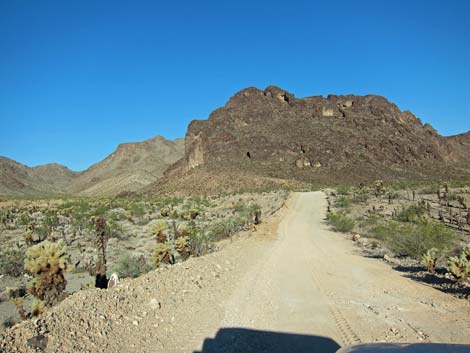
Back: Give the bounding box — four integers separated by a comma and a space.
0, 157, 77, 196
152, 86, 470, 193
68, 136, 184, 196
0, 136, 184, 197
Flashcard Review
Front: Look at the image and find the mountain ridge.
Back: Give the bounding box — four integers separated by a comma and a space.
0, 136, 184, 196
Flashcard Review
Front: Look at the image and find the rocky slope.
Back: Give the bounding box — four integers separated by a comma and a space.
159, 86, 470, 191
68, 136, 184, 196
0, 158, 76, 196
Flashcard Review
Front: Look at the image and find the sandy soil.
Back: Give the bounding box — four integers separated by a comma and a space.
2, 192, 470, 353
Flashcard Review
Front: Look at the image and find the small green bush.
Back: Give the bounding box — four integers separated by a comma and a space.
189, 231, 212, 257
395, 205, 427, 223
327, 212, 355, 233
352, 190, 369, 203
207, 218, 241, 241
335, 195, 351, 208
0, 248, 25, 277
336, 185, 351, 195
111, 254, 151, 278
370, 221, 455, 259
129, 202, 146, 218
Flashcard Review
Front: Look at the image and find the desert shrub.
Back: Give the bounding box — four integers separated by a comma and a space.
207, 216, 247, 241
108, 219, 125, 239
447, 192, 458, 201
189, 231, 213, 257
0, 248, 25, 277
129, 202, 146, 218
34, 224, 50, 242
111, 254, 151, 278
447, 247, 470, 283
370, 221, 455, 259
395, 205, 427, 223
336, 185, 351, 195
335, 195, 351, 208
24, 240, 70, 306
352, 189, 369, 203
91, 204, 109, 217
327, 212, 355, 233
359, 215, 380, 228
18, 212, 31, 226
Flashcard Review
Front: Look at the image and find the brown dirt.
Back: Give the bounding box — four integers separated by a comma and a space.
2, 192, 470, 353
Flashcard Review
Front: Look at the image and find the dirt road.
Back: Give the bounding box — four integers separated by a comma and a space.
3, 192, 470, 353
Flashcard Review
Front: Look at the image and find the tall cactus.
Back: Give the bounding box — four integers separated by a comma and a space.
95, 217, 108, 289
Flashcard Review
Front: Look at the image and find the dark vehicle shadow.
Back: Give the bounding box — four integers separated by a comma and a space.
194, 327, 340, 353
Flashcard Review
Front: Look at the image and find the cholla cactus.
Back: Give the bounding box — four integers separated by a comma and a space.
175, 236, 190, 259
189, 209, 199, 220
31, 299, 46, 317
465, 247, 470, 259
151, 243, 174, 267
160, 207, 170, 217
24, 240, 70, 306
177, 224, 191, 238
421, 248, 438, 274
22, 230, 34, 246
374, 180, 384, 197
448, 247, 470, 283
152, 220, 168, 243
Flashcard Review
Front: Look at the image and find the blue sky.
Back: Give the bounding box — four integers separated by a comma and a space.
0, 0, 469, 171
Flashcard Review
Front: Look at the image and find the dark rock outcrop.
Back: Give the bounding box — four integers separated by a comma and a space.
164, 86, 470, 185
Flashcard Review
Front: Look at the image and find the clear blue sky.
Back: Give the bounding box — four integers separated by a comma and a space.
1, 0, 469, 171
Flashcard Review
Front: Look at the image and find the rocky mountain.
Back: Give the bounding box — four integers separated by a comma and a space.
68, 136, 184, 196
155, 86, 470, 192
0, 157, 77, 196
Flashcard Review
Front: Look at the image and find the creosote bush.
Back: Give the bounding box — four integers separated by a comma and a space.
327, 212, 355, 233
335, 195, 351, 209
395, 205, 427, 223
370, 221, 455, 259
0, 247, 25, 277
111, 254, 151, 278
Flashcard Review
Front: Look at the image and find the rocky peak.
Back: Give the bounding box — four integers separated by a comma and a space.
169, 85, 470, 183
